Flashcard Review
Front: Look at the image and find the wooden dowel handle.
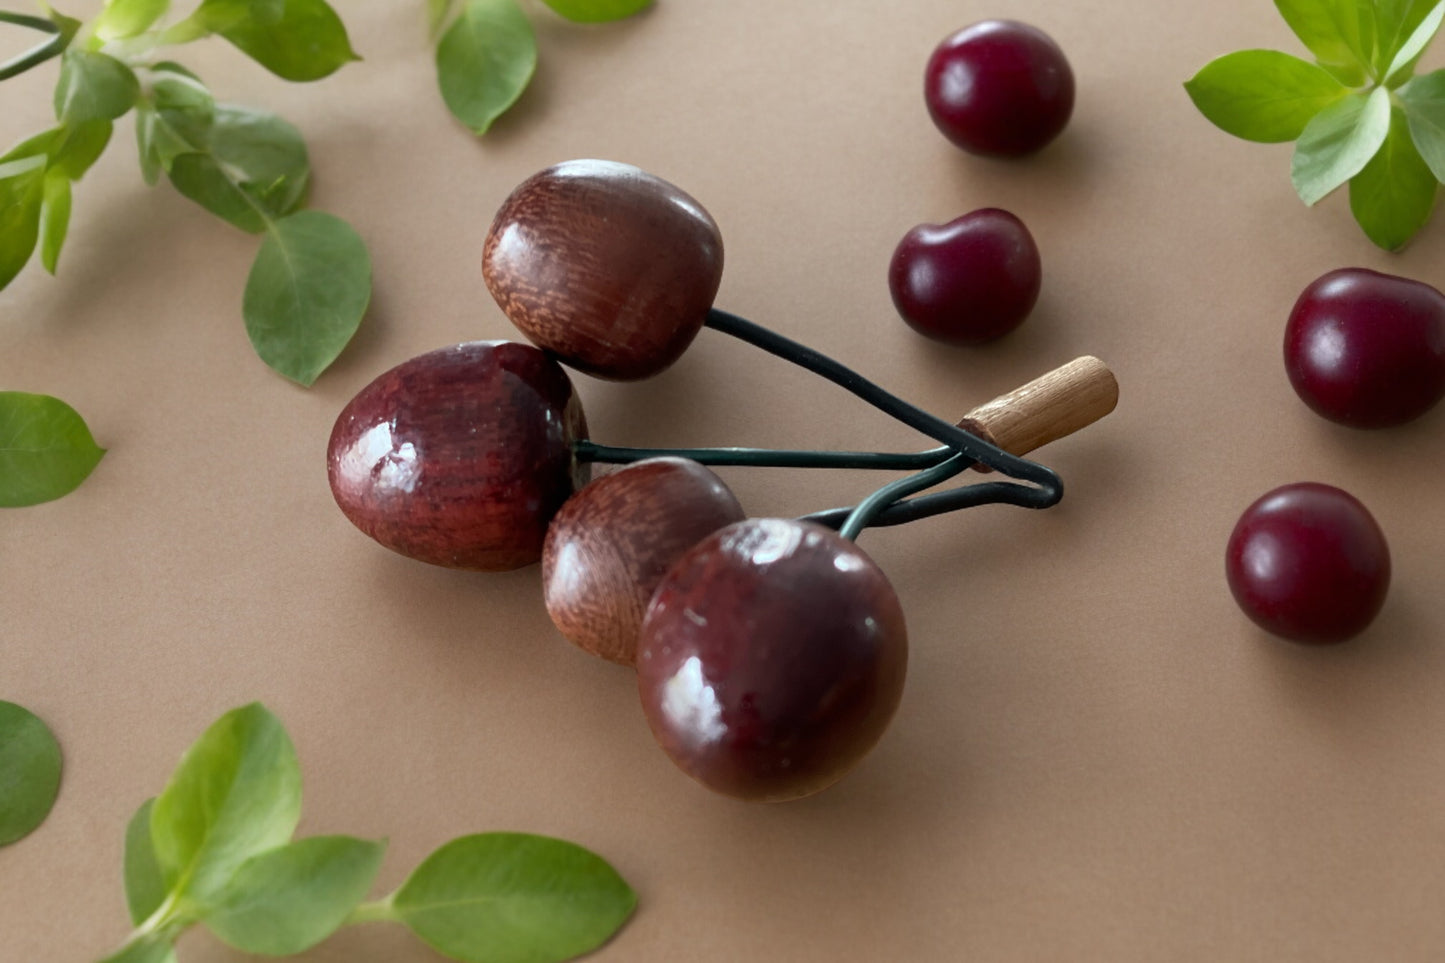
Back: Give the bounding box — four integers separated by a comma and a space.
958, 356, 1118, 463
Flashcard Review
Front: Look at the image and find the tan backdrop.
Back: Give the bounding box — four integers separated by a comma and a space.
4, 1, 1445, 960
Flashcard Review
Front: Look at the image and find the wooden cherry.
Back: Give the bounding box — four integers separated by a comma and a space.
543, 458, 746, 665
482, 159, 725, 381
328, 341, 588, 571
636, 518, 908, 801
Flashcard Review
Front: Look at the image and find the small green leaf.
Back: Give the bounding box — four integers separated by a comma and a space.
151, 69, 216, 147
1184, 50, 1348, 143
0, 160, 45, 290
391, 833, 636, 963
39, 170, 71, 273
1401, 69, 1445, 180
1385, 0, 1445, 83
1274, 0, 1374, 77
1291, 86, 1391, 205
538, 0, 653, 23
0, 701, 62, 845
435, 0, 537, 135
0, 129, 62, 165
202, 835, 386, 954
149, 703, 301, 905
1349, 104, 1437, 249
195, 0, 360, 81
51, 120, 114, 180
135, 106, 163, 185
0, 391, 104, 506
94, 0, 171, 41
124, 798, 170, 925
97, 938, 177, 963
53, 50, 139, 124
243, 211, 370, 385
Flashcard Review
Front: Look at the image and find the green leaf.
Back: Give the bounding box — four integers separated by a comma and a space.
148, 703, 301, 905
39, 169, 71, 273
428, 0, 455, 35
0, 391, 104, 506
1385, 0, 1445, 83
1275, 0, 1373, 78
0, 701, 62, 845
151, 68, 216, 147
135, 107, 163, 185
53, 50, 139, 124
1, 129, 62, 165
194, 0, 360, 81
1400, 69, 1445, 179
124, 798, 170, 925
0, 160, 45, 290
94, 0, 171, 41
538, 0, 652, 23
202, 835, 386, 954
1184, 50, 1348, 143
51, 120, 114, 180
391, 833, 636, 963
243, 211, 370, 385
1349, 104, 1437, 249
435, 0, 537, 135
1291, 86, 1391, 205
97, 938, 177, 963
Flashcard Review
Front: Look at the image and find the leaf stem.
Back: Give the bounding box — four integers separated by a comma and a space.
0, 10, 58, 32
346, 896, 398, 925
0, 27, 66, 81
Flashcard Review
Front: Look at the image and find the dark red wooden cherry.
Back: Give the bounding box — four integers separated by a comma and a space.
636, 518, 908, 801
328, 341, 588, 571
543, 458, 746, 666
924, 20, 1075, 158
482, 159, 725, 381
1284, 267, 1445, 428
1225, 482, 1390, 645
888, 208, 1041, 344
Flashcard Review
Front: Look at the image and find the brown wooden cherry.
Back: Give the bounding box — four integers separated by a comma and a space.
482, 159, 725, 381
328, 341, 588, 571
543, 458, 746, 665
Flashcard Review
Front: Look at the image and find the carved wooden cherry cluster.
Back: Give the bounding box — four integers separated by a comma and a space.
328, 160, 1117, 801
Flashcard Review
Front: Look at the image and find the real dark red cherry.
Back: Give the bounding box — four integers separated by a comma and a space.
482, 159, 725, 381
542, 458, 746, 666
924, 20, 1075, 158
1284, 267, 1445, 428
636, 518, 908, 801
1225, 482, 1390, 645
328, 341, 588, 571
888, 208, 1041, 345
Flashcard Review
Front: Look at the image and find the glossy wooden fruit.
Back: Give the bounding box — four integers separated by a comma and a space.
543, 458, 746, 665
328, 341, 588, 570
482, 159, 725, 381
636, 519, 908, 801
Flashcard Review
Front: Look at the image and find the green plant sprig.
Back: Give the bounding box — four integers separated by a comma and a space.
0, 700, 62, 845
0, 0, 370, 386
0, 390, 104, 506
429, 0, 652, 136
1186, 0, 1445, 250
99, 703, 636, 963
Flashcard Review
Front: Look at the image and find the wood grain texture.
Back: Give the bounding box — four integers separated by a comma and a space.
961, 355, 1118, 460
482, 159, 724, 381
328, 341, 588, 570
542, 458, 746, 666
636, 519, 908, 802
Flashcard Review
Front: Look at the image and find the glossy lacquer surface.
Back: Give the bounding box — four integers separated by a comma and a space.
328, 341, 588, 570
1225, 483, 1391, 645
924, 20, 1075, 157
482, 159, 725, 381
637, 519, 908, 801
1284, 268, 1445, 428
543, 458, 746, 666
889, 208, 1041, 344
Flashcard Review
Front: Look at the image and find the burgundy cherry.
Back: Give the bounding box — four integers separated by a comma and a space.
1225, 482, 1390, 645
636, 519, 908, 801
924, 20, 1075, 158
542, 458, 746, 665
482, 159, 725, 381
888, 208, 1041, 344
1284, 268, 1445, 428
328, 341, 588, 571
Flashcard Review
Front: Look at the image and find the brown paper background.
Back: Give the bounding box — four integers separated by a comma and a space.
5, 1, 1445, 959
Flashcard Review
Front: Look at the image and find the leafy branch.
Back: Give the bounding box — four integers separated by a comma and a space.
429, 0, 652, 136
100, 703, 636, 963
1186, 0, 1445, 250
0, 0, 370, 385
